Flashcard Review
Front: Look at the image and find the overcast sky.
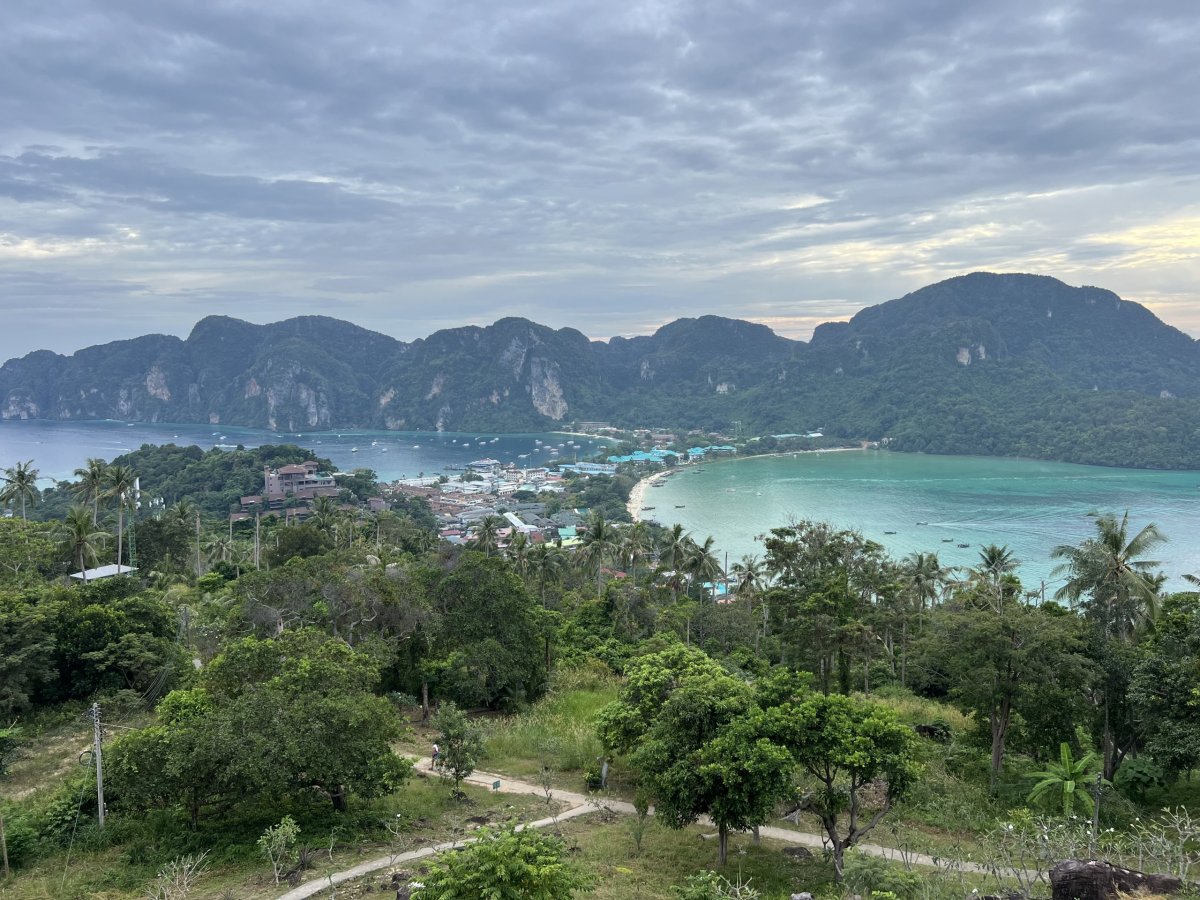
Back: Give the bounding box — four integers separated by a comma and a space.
2, 0, 1198, 362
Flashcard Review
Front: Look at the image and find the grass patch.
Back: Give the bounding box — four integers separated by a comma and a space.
481, 664, 619, 788
319, 811, 1015, 900
0, 770, 547, 899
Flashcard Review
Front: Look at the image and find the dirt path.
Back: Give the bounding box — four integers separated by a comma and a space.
276, 760, 999, 899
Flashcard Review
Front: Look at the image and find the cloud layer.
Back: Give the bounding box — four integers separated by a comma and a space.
2, 0, 1198, 360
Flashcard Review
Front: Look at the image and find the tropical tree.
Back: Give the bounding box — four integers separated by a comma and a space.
577, 513, 619, 598
1, 459, 40, 522
766, 692, 919, 880
527, 543, 565, 606
619, 521, 654, 577
106, 631, 410, 823
205, 534, 234, 566
685, 535, 722, 601
1052, 511, 1166, 641
471, 515, 504, 557
58, 504, 107, 577
597, 645, 793, 866
505, 531, 530, 578
1129, 595, 1200, 781
893, 552, 947, 684
902, 551, 945, 620
919, 595, 1093, 791
1027, 741, 1104, 817
1052, 511, 1166, 779
431, 700, 483, 799
309, 496, 339, 537
167, 499, 197, 530
73, 457, 109, 525
106, 464, 137, 568
731, 554, 768, 650
974, 544, 1020, 612
657, 523, 691, 602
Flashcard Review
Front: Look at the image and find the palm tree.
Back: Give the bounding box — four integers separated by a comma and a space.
973, 544, 1020, 613
898, 551, 946, 685
619, 521, 653, 577
1027, 742, 1104, 818
167, 498, 196, 530
1052, 511, 1166, 641
577, 513, 619, 597
1, 460, 40, 522
730, 553, 768, 648
685, 535, 722, 600
73, 458, 109, 525
1052, 511, 1165, 780
105, 464, 137, 568
472, 515, 504, 557
528, 543, 566, 606
903, 552, 945, 619
333, 510, 359, 550
657, 523, 691, 602
205, 534, 233, 565
505, 531, 531, 578
58, 504, 107, 578
731, 554, 765, 597
309, 496, 339, 536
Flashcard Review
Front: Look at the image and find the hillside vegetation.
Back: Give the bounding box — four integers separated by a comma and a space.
5, 439, 1200, 898
4, 273, 1200, 467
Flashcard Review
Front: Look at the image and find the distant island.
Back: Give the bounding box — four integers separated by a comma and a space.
3, 272, 1200, 469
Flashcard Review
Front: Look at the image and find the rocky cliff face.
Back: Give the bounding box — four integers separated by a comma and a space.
3, 274, 1200, 468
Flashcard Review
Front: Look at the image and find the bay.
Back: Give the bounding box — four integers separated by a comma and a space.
642, 450, 1200, 592
0, 419, 609, 483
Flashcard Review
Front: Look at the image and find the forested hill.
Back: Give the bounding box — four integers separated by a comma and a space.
3, 273, 1200, 468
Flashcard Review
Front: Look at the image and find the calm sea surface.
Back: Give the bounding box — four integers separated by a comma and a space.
0, 419, 607, 483
643, 450, 1200, 593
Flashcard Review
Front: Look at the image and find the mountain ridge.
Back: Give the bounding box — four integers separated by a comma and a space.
4, 273, 1199, 468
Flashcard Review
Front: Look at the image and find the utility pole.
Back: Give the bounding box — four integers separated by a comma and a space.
254, 512, 261, 570
195, 510, 202, 580
1089, 770, 1103, 858
90, 703, 105, 828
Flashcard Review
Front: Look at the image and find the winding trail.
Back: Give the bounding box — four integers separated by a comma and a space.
276, 760, 1003, 899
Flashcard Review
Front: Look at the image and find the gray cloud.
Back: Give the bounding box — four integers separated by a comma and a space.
1, 0, 1198, 362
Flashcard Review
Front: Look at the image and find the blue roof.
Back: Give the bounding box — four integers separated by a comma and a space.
607, 448, 681, 463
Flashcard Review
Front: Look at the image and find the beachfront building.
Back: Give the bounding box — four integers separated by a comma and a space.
559, 462, 618, 476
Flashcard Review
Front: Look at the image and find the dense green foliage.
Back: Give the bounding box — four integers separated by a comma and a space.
106, 630, 410, 824
8, 439, 1200, 897
5, 274, 1200, 467
35, 442, 338, 520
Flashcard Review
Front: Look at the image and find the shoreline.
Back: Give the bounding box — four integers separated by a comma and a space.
626, 446, 868, 523
626, 469, 672, 520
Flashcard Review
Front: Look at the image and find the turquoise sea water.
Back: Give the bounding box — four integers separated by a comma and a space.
642, 450, 1200, 593
0, 419, 608, 483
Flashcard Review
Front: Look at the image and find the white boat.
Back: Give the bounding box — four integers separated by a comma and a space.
351, 447, 359, 453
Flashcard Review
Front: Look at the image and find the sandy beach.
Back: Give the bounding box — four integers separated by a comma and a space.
626, 469, 672, 520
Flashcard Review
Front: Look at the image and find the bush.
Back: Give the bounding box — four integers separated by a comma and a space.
673, 870, 761, 899
842, 850, 923, 900
412, 821, 593, 899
